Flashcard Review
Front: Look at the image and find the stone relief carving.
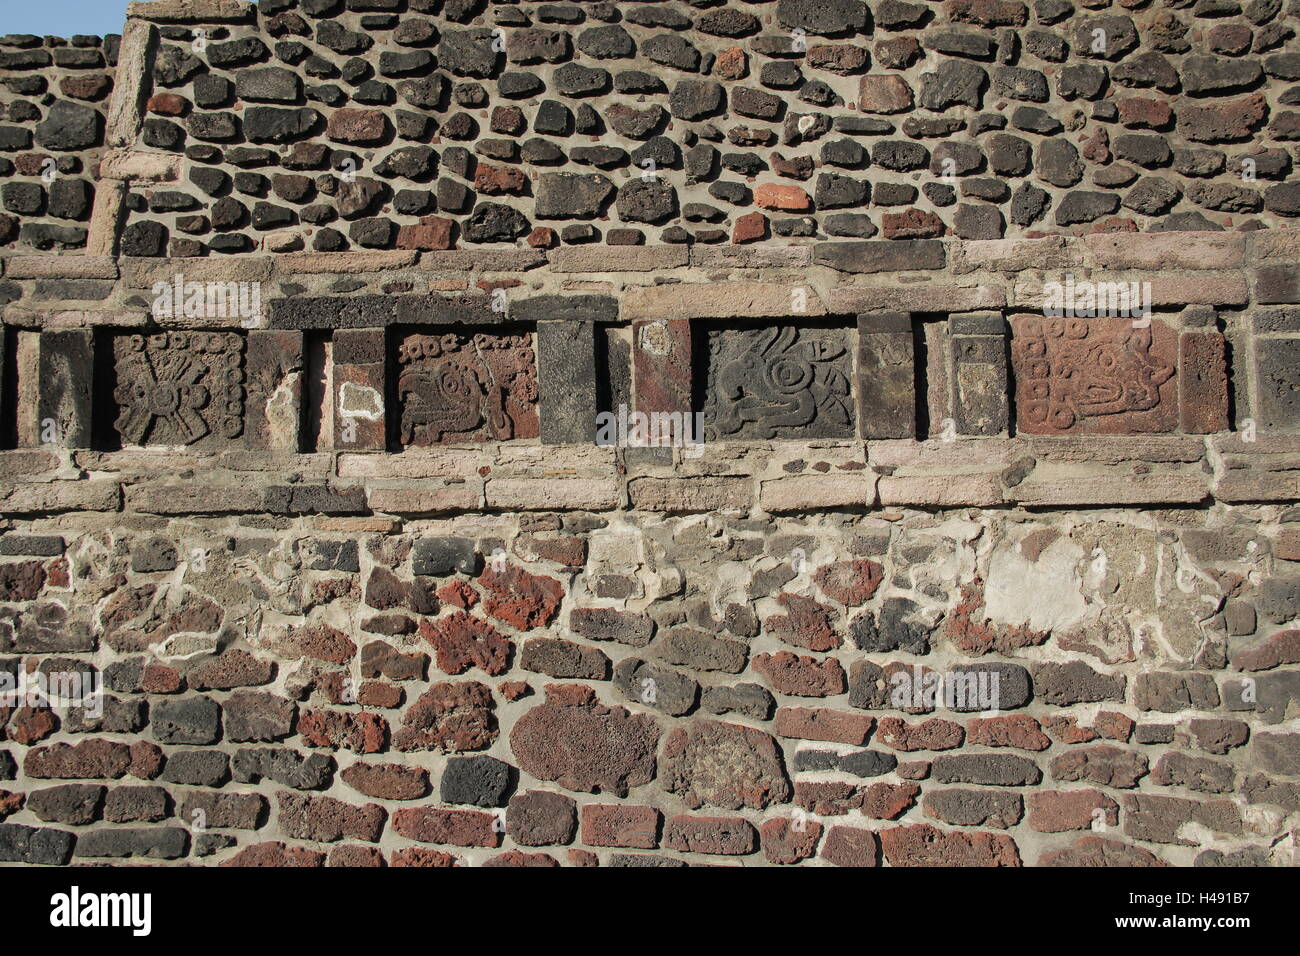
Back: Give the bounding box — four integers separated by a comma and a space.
395, 331, 539, 446
1012, 316, 1178, 434
112, 331, 245, 446
702, 325, 854, 440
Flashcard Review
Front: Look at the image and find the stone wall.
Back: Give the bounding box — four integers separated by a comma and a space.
0, 0, 1297, 868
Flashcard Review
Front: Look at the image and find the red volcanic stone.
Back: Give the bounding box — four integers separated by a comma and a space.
761, 817, 822, 864
1048, 715, 1103, 744
882, 208, 945, 239
875, 717, 965, 752
298, 709, 388, 754
965, 714, 1051, 751
754, 183, 812, 211
664, 815, 758, 856
581, 804, 660, 848
436, 580, 480, 610
660, 719, 792, 810
1179, 331, 1229, 434
141, 662, 183, 693
1232, 629, 1300, 671
715, 46, 747, 80
393, 680, 497, 753
393, 806, 501, 847
292, 622, 357, 665
1176, 93, 1267, 143
0, 790, 24, 819
478, 564, 563, 630
862, 781, 921, 820
1038, 836, 1168, 867
813, 559, 884, 606
1116, 97, 1172, 129
526, 226, 557, 248
360, 641, 425, 681
147, 93, 188, 116
8, 707, 57, 745
397, 216, 455, 251
751, 651, 845, 697
775, 707, 873, 745
420, 612, 512, 676
1092, 711, 1134, 741
820, 825, 879, 866
329, 845, 385, 867
497, 680, 530, 701
24, 739, 131, 779
482, 851, 559, 867
1011, 316, 1179, 436
795, 781, 864, 815
880, 823, 1021, 867
732, 211, 768, 244
357, 681, 402, 708
474, 163, 527, 196
510, 684, 658, 796
129, 742, 164, 780
764, 593, 840, 652
222, 842, 326, 867
389, 847, 458, 867
1050, 745, 1149, 789
327, 108, 387, 145
857, 74, 914, 113
341, 762, 430, 800
1028, 789, 1119, 833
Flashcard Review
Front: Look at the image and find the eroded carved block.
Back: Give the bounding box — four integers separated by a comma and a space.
702, 324, 854, 440
1011, 315, 1178, 435
112, 331, 245, 447
395, 330, 538, 446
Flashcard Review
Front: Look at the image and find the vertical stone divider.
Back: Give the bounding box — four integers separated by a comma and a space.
632, 319, 692, 415
245, 330, 305, 451
537, 320, 598, 444
18, 330, 94, 449
1178, 307, 1230, 434
1250, 307, 1300, 430
88, 18, 158, 256
331, 329, 386, 451
856, 311, 916, 439
949, 312, 1009, 436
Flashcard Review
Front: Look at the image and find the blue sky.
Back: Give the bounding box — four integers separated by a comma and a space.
4, 0, 133, 37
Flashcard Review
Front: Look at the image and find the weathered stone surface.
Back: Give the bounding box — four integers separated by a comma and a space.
510, 685, 659, 796
661, 719, 792, 810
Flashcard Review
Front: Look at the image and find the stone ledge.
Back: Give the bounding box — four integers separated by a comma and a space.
126, 0, 254, 21
4, 257, 119, 280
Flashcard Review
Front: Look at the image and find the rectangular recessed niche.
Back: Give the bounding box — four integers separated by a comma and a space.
392, 327, 538, 447
106, 330, 246, 448
700, 322, 855, 440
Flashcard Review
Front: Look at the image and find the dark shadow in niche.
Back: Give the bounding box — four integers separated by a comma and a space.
912, 314, 931, 441
385, 323, 539, 452
302, 330, 329, 453
91, 328, 121, 452
0, 325, 16, 450
696, 319, 857, 442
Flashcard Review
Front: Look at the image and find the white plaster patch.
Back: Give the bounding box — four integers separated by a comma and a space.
984, 533, 1090, 633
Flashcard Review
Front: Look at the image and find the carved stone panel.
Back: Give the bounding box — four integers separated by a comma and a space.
702, 324, 854, 440
112, 331, 245, 447
395, 330, 538, 446
1011, 315, 1179, 435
